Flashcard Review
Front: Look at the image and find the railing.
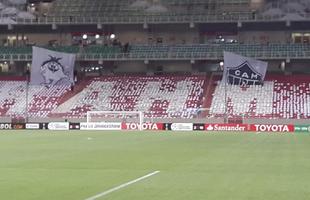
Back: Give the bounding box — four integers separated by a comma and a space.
1, 44, 310, 61
13, 12, 310, 25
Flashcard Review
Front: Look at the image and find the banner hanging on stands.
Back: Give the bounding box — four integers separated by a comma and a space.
30, 46, 76, 87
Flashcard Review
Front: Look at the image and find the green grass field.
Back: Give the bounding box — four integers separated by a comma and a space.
0, 131, 310, 200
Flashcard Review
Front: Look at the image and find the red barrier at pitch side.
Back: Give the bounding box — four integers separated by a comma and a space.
249, 124, 294, 132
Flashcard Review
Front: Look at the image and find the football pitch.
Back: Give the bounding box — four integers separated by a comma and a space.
0, 131, 310, 200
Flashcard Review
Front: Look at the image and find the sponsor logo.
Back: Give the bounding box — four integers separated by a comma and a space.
0, 123, 12, 130
205, 124, 248, 132
80, 122, 122, 130
294, 125, 310, 133
250, 124, 294, 132
69, 123, 80, 130
26, 123, 40, 130
40, 55, 71, 87
193, 124, 205, 131
170, 123, 193, 131
48, 122, 70, 130
122, 123, 163, 130
228, 61, 263, 85
12, 124, 25, 130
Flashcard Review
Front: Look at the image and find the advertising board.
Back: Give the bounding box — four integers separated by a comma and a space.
121, 123, 163, 130
48, 122, 70, 130
249, 124, 294, 132
205, 124, 248, 132
80, 122, 122, 130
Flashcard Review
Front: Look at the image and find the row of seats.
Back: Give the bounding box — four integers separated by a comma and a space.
1, 44, 310, 56
52, 75, 205, 119
44, 0, 310, 22
46, 0, 252, 18
209, 75, 310, 119
0, 75, 205, 119
0, 81, 71, 118
2, 74, 310, 120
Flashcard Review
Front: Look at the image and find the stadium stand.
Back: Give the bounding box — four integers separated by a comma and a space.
260, 0, 310, 20
52, 74, 205, 119
42, 0, 254, 24
0, 0, 34, 24
1, 73, 310, 120
209, 75, 310, 119
0, 75, 205, 119
0, 0, 310, 124
0, 77, 71, 118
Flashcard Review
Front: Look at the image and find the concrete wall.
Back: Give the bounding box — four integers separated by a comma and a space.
238, 31, 290, 44
114, 61, 147, 72
114, 24, 199, 45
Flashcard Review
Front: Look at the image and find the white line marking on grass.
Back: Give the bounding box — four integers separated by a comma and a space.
84, 170, 160, 200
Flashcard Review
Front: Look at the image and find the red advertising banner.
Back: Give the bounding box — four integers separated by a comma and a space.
205, 124, 248, 132
249, 124, 294, 132
121, 123, 164, 130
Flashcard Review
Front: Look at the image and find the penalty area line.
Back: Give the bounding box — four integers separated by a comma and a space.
84, 170, 160, 200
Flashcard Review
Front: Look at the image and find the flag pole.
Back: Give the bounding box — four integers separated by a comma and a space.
222, 57, 228, 124
25, 69, 30, 123
224, 72, 228, 124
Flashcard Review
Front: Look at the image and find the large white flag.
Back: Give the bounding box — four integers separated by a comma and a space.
30, 46, 76, 87
223, 51, 268, 85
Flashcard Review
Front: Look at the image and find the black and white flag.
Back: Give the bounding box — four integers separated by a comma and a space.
30, 46, 76, 87
223, 51, 268, 85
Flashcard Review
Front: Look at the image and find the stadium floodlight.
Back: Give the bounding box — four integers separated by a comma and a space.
82, 34, 88, 40
110, 34, 116, 39
219, 61, 224, 71
87, 111, 144, 130
95, 34, 100, 39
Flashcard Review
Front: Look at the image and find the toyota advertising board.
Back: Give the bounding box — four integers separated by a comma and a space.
250, 124, 294, 133
122, 123, 163, 130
